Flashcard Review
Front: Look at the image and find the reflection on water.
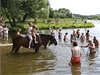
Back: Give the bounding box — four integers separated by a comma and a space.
1, 20, 100, 75
71, 64, 81, 75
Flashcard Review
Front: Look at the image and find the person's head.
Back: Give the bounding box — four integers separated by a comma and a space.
77, 29, 80, 31
73, 42, 78, 47
82, 33, 84, 35
65, 32, 68, 35
88, 40, 92, 44
71, 34, 73, 38
4, 25, 7, 27
73, 30, 75, 33
87, 30, 89, 32
59, 29, 61, 31
93, 36, 96, 39
29, 22, 33, 27
52, 29, 54, 31
17, 28, 21, 32
33, 25, 36, 29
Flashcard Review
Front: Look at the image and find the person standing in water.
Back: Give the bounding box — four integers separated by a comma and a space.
76, 29, 80, 38
0, 23, 3, 41
80, 33, 85, 42
85, 30, 90, 41
3, 25, 9, 41
81, 40, 96, 54
51, 29, 55, 37
93, 36, 99, 47
58, 29, 62, 39
63, 32, 68, 42
69, 42, 82, 66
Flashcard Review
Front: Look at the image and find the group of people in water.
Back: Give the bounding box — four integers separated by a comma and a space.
0, 17, 99, 66
0, 18, 9, 42
51, 28, 99, 66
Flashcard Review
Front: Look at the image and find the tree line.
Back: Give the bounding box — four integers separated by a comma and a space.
1, 0, 73, 27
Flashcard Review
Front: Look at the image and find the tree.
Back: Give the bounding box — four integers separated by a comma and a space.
49, 8, 54, 18
20, 0, 50, 22
1, 0, 25, 26
1, 0, 50, 26
49, 8, 73, 18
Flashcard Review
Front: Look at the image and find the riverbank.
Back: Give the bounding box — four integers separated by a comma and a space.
8, 18, 94, 33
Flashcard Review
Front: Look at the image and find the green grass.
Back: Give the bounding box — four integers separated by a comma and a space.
6, 18, 94, 33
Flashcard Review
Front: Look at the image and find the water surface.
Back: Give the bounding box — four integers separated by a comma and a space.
0, 20, 100, 75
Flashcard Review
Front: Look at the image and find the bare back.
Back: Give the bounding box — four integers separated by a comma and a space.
71, 46, 81, 57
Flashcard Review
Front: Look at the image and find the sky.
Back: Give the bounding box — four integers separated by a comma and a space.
49, 0, 100, 15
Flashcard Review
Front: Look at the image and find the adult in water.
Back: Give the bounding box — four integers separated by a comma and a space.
93, 36, 99, 47
81, 40, 96, 54
69, 42, 82, 66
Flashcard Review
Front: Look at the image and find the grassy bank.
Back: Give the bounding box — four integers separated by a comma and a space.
7, 18, 94, 33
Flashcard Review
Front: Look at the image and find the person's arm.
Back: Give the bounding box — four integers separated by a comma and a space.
88, 43, 95, 49
69, 49, 74, 65
81, 44, 88, 47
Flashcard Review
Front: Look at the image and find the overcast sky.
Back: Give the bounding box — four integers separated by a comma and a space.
49, 0, 100, 15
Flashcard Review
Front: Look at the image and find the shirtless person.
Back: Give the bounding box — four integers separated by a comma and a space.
85, 30, 90, 41
51, 29, 55, 37
93, 36, 99, 47
80, 33, 85, 42
69, 42, 82, 66
81, 40, 96, 54
63, 32, 68, 42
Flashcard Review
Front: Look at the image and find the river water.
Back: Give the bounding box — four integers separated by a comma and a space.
0, 20, 100, 75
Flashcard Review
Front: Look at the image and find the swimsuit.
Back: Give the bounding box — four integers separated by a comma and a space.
71, 57, 81, 65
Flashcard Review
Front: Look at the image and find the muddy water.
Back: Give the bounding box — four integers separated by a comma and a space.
0, 20, 100, 75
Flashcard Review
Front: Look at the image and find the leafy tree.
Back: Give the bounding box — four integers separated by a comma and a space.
1, 0, 26, 26
49, 8, 54, 18
1, 0, 49, 26
49, 8, 73, 18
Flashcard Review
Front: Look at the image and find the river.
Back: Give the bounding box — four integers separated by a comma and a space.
0, 20, 100, 75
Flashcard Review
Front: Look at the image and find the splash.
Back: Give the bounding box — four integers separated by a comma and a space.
0, 43, 12, 46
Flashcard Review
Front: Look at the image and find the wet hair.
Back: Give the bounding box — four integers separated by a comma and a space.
29, 22, 33, 26
73, 42, 78, 46
17, 28, 21, 31
88, 40, 92, 43
87, 30, 89, 32
65, 32, 68, 35
33, 25, 36, 29
4, 25, 7, 27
